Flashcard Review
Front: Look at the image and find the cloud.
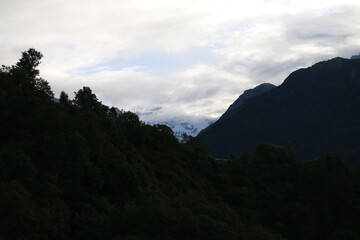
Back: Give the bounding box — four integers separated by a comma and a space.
58, 61, 246, 121
216, 4, 360, 85
1, 0, 360, 122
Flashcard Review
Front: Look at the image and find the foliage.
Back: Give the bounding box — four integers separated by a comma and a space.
59, 91, 69, 104
16, 48, 43, 78
1, 50, 359, 240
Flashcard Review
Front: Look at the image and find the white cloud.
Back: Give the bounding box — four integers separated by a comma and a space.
1, 0, 360, 122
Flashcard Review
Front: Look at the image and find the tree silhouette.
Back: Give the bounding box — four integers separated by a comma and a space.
11, 48, 54, 98
59, 91, 70, 104
1, 49, 360, 240
16, 48, 43, 79
74, 86, 100, 109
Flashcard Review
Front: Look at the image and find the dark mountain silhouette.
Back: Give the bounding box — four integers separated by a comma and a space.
198, 57, 360, 166
222, 83, 276, 119
2, 49, 360, 240
351, 54, 360, 60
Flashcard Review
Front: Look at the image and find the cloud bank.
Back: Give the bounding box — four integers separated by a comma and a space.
1, 0, 359, 122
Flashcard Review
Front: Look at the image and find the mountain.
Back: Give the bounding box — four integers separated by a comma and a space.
198, 57, 360, 166
136, 111, 214, 140
159, 118, 214, 139
351, 54, 360, 60
139, 84, 275, 140
3, 49, 360, 240
159, 83, 275, 140
222, 83, 276, 119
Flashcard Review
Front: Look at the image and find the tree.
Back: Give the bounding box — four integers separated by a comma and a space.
34, 77, 54, 98
74, 86, 101, 109
16, 48, 43, 79
118, 111, 141, 124
59, 91, 69, 104
12, 48, 54, 98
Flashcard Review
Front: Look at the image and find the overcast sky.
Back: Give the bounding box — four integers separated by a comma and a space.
1, 0, 360, 122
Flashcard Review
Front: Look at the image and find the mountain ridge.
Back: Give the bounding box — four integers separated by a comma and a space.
2, 49, 360, 240
199, 83, 276, 137
198, 57, 360, 166
226, 83, 276, 113
165, 83, 276, 139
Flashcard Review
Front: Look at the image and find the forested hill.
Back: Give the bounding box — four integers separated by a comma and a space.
1, 49, 360, 240
198, 57, 360, 166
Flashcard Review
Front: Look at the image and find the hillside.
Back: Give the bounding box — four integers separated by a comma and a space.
223, 83, 276, 118
198, 57, 360, 166
1, 49, 360, 240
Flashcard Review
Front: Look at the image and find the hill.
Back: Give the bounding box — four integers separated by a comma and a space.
198, 57, 360, 166
1, 49, 360, 240
223, 83, 276, 118
157, 82, 276, 140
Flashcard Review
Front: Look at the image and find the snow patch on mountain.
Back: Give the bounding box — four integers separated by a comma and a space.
157, 118, 215, 139
134, 106, 215, 139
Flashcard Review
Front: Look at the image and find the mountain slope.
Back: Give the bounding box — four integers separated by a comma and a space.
162, 83, 275, 139
198, 57, 360, 166
3, 49, 360, 240
221, 83, 276, 120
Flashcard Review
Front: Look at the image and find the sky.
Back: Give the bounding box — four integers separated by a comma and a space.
1, 0, 360, 123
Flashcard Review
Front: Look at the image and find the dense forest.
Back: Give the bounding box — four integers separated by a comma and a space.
1, 49, 360, 240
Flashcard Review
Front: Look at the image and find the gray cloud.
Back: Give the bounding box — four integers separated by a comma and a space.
1, 0, 360, 123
